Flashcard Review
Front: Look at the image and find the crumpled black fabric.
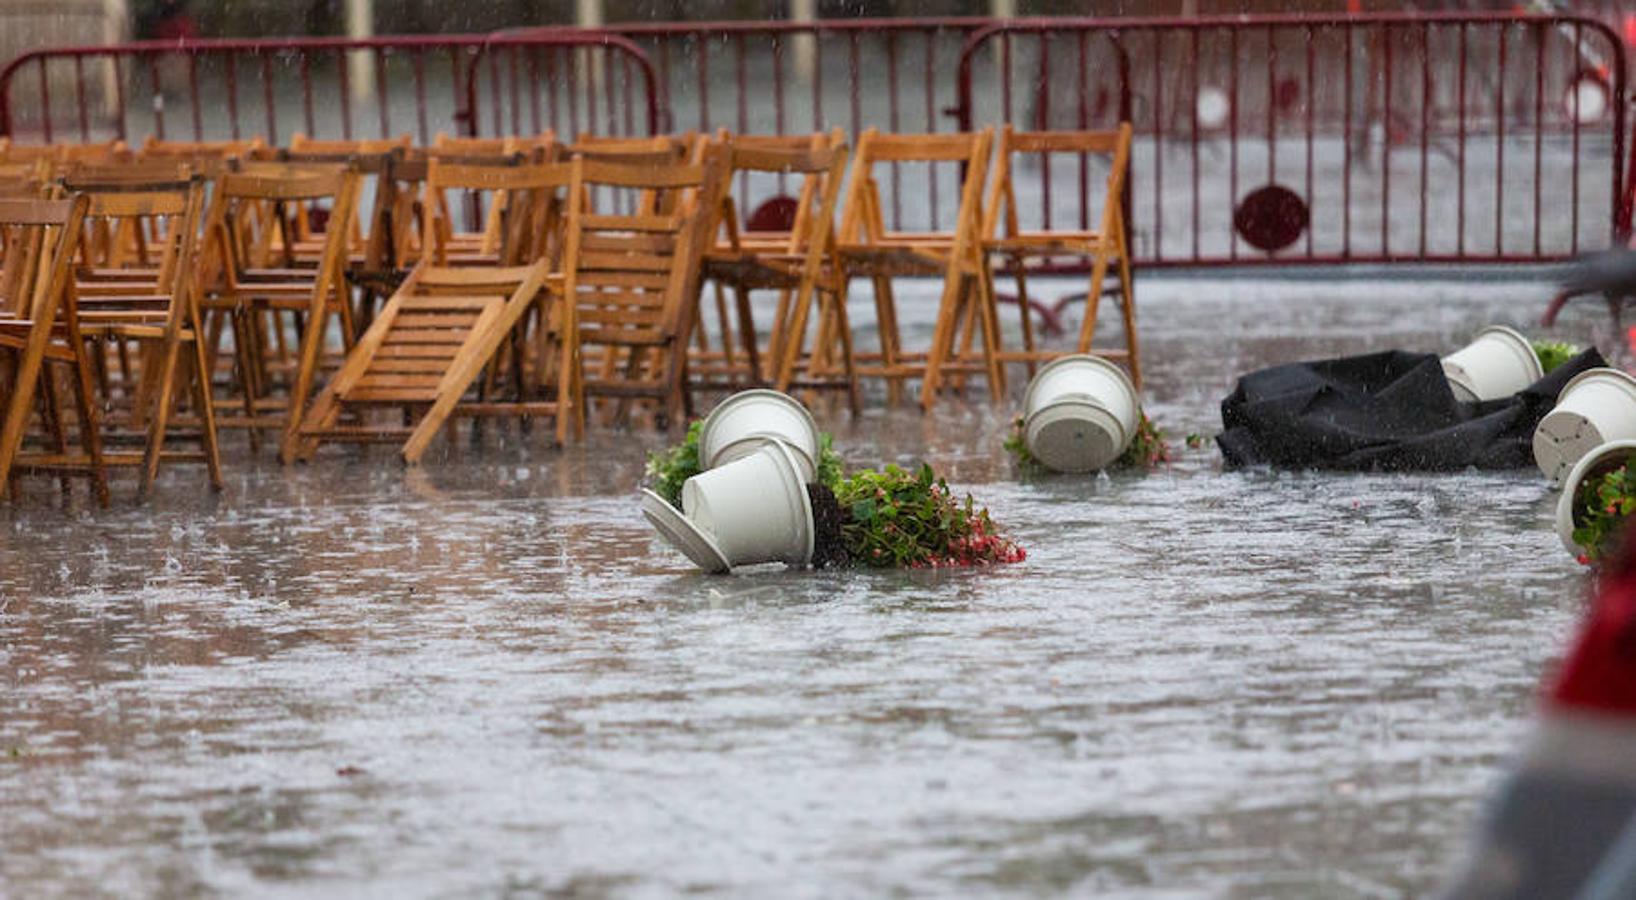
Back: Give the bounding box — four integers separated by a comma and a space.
1217, 347, 1608, 471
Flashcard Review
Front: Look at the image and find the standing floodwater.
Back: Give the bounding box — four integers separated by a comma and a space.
0, 277, 1596, 895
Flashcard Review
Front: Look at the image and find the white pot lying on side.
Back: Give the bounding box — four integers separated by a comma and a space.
640, 441, 813, 574
1021, 354, 1140, 473
1556, 439, 1636, 557
698, 389, 821, 481
1441, 325, 1543, 403
1534, 368, 1636, 485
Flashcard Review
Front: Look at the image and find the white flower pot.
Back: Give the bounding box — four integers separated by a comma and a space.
1441, 325, 1543, 403
698, 389, 821, 481
640, 488, 731, 574
1534, 368, 1636, 485
1021, 354, 1140, 473
682, 441, 813, 570
1555, 439, 1636, 557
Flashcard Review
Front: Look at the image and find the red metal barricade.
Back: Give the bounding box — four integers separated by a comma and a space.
956, 12, 1630, 267
0, 31, 659, 147
601, 19, 989, 234
2, 13, 1631, 270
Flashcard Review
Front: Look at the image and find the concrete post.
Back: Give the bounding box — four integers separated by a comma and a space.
576, 0, 605, 28
990, 0, 1017, 18
347, 0, 375, 103
791, 0, 816, 84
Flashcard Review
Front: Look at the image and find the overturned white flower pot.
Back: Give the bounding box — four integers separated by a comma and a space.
640, 441, 813, 574
1555, 439, 1636, 557
1534, 368, 1636, 485
1021, 354, 1140, 473
1441, 325, 1542, 403
698, 389, 821, 481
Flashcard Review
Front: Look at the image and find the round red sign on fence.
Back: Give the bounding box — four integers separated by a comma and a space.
1234, 185, 1309, 253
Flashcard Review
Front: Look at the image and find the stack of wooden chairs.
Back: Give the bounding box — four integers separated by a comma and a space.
0, 121, 1137, 503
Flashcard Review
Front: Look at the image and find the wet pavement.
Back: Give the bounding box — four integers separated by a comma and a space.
0, 275, 1606, 897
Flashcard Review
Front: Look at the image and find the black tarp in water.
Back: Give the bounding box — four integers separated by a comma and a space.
1217, 348, 1608, 470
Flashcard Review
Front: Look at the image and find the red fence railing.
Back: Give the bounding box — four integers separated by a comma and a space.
0, 30, 659, 146
957, 12, 1630, 266
0, 13, 1628, 268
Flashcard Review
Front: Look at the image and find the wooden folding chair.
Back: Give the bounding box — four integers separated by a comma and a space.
140, 136, 264, 161
567, 134, 701, 216
432, 131, 555, 156
59, 172, 221, 494
421, 153, 563, 267
199, 162, 361, 454
560, 148, 729, 439
276, 134, 411, 265
698, 136, 857, 407
0, 195, 107, 504
289, 261, 562, 464
982, 123, 1139, 386
0, 139, 127, 167
835, 128, 999, 408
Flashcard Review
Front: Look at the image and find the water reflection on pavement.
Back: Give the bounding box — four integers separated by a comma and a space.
0, 276, 1601, 896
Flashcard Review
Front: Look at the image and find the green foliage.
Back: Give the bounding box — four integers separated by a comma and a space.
1532, 340, 1582, 374
1002, 416, 1044, 475
834, 464, 1024, 568
645, 420, 705, 509
1571, 461, 1636, 565
813, 432, 846, 492
646, 421, 847, 509
1117, 412, 1172, 469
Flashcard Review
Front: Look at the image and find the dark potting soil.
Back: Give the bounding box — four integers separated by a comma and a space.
807, 483, 849, 569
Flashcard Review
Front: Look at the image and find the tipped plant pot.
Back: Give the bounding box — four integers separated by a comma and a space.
681, 441, 814, 570
640, 488, 731, 574
1534, 368, 1636, 485
1021, 354, 1140, 473
697, 389, 820, 481
1556, 439, 1636, 557
1441, 325, 1543, 403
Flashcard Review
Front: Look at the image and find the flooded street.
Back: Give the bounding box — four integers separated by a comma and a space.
0, 275, 1601, 897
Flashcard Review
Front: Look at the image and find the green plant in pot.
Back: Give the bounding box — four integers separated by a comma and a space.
1568, 460, 1636, 565
647, 422, 846, 509
1532, 340, 1582, 375
1005, 411, 1173, 474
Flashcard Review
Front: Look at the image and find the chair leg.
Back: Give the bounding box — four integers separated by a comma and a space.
139, 338, 184, 497
1078, 250, 1112, 354
231, 307, 263, 453
870, 274, 903, 406
37, 367, 72, 497
67, 352, 110, 507
978, 266, 1006, 402
732, 285, 760, 387
0, 342, 48, 491
1011, 260, 1039, 379
1115, 250, 1141, 389
831, 289, 861, 415
775, 283, 814, 393
187, 333, 225, 490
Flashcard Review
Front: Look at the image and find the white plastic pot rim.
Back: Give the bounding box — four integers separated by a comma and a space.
1556, 439, 1636, 556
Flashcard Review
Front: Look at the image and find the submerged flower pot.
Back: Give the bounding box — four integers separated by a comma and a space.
697, 389, 821, 481
1534, 368, 1636, 485
640, 441, 813, 573
1021, 354, 1140, 473
1441, 325, 1543, 403
1555, 439, 1636, 557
